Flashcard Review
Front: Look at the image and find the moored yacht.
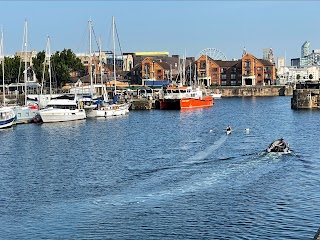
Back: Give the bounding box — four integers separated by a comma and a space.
39, 94, 86, 123
0, 107, 15, 129
86, 101, 130, 118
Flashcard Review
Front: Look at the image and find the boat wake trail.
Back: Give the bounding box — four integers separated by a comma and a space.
186, 135, 227, 162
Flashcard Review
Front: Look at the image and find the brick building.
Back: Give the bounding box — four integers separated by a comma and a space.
197, 53, 276, 86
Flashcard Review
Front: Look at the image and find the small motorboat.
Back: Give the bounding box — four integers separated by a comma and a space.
226, 129, 231, 135
266, 138, 290, 153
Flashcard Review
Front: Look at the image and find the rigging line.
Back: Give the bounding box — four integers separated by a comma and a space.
17, 22, 25, 84
106, 20, 112, 53
114, 22, 123, 56
91, 26, 100, 52
75, 23, 88, 54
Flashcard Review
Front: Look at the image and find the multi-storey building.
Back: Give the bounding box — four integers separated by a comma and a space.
280, 65, 320, 84
127, 54, 194, 85
15, 50, 37, 67
126, 52, 276, 87
197, 53, 276, 86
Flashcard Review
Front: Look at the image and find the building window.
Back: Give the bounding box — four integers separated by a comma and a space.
232, 67, 236, 73
231, 80, 236, 85
257, 67, 262, 71
221, 81, 227, 85
213, 68, 218, 72
231, 74, 236, 79
221, 68, 227, 73
83, 61, 88, 64
244, 61, 251, 67
221, 74, 227, 80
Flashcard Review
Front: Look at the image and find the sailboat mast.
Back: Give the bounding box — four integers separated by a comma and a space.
99, 36, 103, 85
1, 27, 5, 106
205, 53, 208, 87
112, 16, 116, 95
194, 64, 197, 87
47, 36, 52, 97
24, 19, 28, 106
89, 19, 93, 97
99, 35, 108, 102
189, 62, 191, 86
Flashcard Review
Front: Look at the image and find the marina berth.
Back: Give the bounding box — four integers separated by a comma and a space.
39, 94, 86, 123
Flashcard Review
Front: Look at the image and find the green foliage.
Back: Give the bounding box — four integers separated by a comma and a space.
309, 74, 313, 79
32, 51, 46, 82
32, 49, 84, 88
296, 74, 300, 80
0, 56, 22, 83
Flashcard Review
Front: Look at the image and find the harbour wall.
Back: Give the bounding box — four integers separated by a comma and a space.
291, 89, 320, 109
210, 85, 293, 97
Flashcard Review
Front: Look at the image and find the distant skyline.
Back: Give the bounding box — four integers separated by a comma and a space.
1, 1, 320, 66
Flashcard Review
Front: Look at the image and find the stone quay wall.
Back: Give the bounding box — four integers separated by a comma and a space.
210, 85, 293, 97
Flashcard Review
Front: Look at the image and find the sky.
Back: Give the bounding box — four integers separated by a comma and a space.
1, 1, 319, 66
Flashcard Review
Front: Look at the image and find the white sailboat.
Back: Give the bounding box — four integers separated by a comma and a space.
86, 17, 129, 118
27, 35, 61, 109
109, 16, 130, 114
11, 19, 39, 124
0, 27, 15, 129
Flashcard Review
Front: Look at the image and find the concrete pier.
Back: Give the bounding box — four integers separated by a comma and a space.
291, 81, 320, 109
130, 99, 154, 110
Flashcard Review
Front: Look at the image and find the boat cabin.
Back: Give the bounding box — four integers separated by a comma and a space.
162, 86, 202, 99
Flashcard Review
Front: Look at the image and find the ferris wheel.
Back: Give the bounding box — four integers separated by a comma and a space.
197, 48, 227, 60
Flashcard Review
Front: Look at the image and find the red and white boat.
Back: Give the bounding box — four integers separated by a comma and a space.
159, 85, 214, 110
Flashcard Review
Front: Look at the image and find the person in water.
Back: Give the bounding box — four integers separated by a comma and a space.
226, 125, 231, 132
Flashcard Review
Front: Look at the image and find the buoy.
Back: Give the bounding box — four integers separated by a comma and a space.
245, 128, 250, 134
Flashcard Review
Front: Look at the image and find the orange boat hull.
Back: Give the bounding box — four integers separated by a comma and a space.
160, 96, 214, 110
180, 96, 214, 109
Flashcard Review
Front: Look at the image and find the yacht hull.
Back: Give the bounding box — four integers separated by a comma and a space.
40, 109, 86, 123
0, 107, 15, 129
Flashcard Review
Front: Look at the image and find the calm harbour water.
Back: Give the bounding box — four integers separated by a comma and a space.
1, 96, 320, 239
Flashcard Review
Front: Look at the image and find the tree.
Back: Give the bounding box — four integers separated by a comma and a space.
32, 51, 46, 82
309, 74, 313, 80
32, 49, 84, 89
0, 56, 22, 84
296, 74, 300, 80
51, 49, 84, 87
